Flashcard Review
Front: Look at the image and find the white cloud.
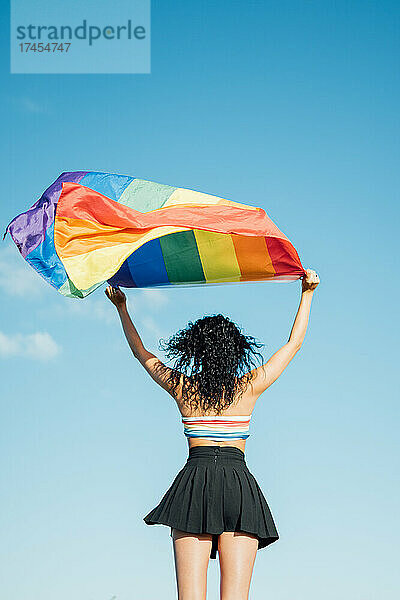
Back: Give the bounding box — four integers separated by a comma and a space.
0, 246, 47, 297
122, 289, 169, 339
0, 245, 171, 313
0, 331, 61, 361
42, 286, 169, 326
59, 296, 115, 324
37, 293, 118, 325
19, 97, 46, 114
138, 315, 164, 340
139, 288, 169, 310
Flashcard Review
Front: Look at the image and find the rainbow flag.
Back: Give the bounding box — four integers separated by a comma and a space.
3, 171, 307, 298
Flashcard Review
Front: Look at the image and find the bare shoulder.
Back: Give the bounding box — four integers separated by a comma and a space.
233, 372, 263, 413
238, 340, 301, 400
138, 352, 185, 400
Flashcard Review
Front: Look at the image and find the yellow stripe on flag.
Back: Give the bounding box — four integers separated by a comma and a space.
60, 225, 190, 289
164, 187, 260, 211
194, 230, 241, 283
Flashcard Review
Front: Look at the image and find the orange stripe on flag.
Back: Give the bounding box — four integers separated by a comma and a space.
231, 235, 276, 280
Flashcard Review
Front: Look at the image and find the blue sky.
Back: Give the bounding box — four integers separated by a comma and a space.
1, 1, 399, 599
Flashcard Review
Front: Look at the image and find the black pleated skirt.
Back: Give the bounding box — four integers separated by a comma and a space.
143, 445, 279, 559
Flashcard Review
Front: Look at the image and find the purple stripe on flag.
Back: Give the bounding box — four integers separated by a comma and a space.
3, 171, 87, 258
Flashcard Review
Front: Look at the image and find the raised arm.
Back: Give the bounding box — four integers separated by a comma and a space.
105, 286, 179, 398
247, 268, 320, 397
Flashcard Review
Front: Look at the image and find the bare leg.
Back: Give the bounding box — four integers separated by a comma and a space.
171, 528, 212, 600
218, 531, 258, 600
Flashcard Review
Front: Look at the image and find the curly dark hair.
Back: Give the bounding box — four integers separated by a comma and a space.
158, 314, 265, 414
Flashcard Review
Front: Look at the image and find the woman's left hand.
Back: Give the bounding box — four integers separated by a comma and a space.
105, 285, 126, 307
301, 268, 320, 293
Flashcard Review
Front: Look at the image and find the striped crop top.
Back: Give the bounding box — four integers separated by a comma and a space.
182, 415, 252, 441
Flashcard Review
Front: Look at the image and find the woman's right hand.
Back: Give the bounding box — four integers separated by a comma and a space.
105, 285, 127, 307
302, 268, 320, 293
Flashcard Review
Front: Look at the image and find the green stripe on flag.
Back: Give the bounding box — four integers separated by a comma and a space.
160, 231, 206, 284
118, 179, 176, 213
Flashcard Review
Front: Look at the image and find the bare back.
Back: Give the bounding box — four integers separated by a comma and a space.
175, 374, 261, 452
